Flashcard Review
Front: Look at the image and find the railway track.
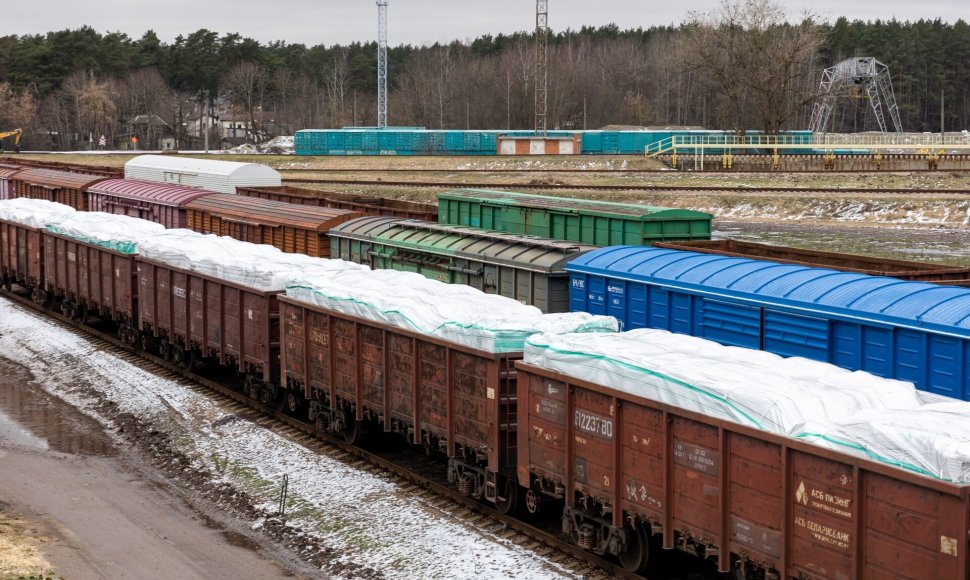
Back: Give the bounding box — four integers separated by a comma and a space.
281, 176, 970, 196
0, 287, 649, 580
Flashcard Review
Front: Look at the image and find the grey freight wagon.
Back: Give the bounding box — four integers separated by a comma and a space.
329, 216, 597, 313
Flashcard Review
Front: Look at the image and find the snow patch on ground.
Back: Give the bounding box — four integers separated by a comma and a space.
0, 299, 576, 579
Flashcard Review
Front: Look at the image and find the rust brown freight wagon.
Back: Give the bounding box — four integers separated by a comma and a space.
8, 168, 107, 211
278, 295, 520, 511
185, 194, 362, 257
41, 230, 139, 339
516, 362, 970, 578
136, 257, 281, 392
236, 185, 438, 222
0, 218, 44, 296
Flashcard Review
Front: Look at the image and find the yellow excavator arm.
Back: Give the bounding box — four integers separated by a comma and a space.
0, 129, 23, 153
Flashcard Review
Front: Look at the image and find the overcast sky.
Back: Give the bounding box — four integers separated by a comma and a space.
7, 1, 967, 47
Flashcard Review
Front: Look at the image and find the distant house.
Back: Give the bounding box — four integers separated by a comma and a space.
130, 114, 175, 150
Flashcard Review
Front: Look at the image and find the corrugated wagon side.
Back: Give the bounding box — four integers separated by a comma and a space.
136, 257, 281, 392
278, 295, 521, 511
517, 361, 970, 577
185, 193, 361, 257
41, 230, 138, 330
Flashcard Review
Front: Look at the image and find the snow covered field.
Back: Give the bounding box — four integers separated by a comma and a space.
0, 298, 579, 579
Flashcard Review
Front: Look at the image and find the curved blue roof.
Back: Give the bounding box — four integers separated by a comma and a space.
567, 246, 970, 333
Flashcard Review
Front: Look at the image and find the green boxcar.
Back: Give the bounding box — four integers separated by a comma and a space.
329, 216, 597, 313
437, 189, 712, 245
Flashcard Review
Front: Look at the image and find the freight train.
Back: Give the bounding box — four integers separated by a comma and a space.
2, 198, 970, 580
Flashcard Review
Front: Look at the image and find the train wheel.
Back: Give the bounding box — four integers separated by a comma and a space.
60, 300, 72, 317
494, 476, 520, 515
182, 349, 196, 372
617, 525, 649, 573
343, 419, 362, 445
73, 306, 88, 325
524, 488, 541, 515
1, 276, 11, 292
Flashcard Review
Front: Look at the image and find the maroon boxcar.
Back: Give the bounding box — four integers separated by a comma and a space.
0, 164, 22, 200
8, 158, 123, 179
278, 295, 519, 510
185, 194, 361, 258
86, 179, 216, 228
0, 218, 43, 295
516, 362, 970, 577
41, 230, 138, 330
9, 168, 107, 211
236, 185, 439, 222
136, 257, 281, 389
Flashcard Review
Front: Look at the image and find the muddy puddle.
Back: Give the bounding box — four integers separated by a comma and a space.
0, 358, 115, 456
716, 221, 970, 266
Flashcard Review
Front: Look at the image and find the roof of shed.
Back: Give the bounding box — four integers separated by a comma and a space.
124, 155, 281, 180
567, 246, 970, 331
186, 194, 361, 231
87, 179, 215, 206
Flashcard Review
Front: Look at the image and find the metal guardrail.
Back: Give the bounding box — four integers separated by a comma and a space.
645, 133, 970, 157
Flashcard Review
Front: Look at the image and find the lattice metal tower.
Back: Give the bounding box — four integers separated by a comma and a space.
534, 0, 549, 136
376, 0, 389, 128
810, 57, 903, 134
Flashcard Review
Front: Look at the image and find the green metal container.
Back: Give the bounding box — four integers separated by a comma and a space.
329, 216, 598, 313
437, 189, 712, 245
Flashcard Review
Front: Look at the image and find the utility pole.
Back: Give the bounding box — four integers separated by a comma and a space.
534, 0, 548, 136
376, 0, 389, 128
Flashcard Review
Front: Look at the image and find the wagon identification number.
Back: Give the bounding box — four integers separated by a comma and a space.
673, 440, 718, 476
173, 286, 186, 299
574, 409, 613, 441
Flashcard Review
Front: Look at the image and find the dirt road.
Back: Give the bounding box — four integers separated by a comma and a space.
0, 359, 316, 580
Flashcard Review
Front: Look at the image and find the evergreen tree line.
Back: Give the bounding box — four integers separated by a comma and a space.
0, 14, 968, 150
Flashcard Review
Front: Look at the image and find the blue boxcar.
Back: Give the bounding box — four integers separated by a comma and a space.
567, 246, 970, 400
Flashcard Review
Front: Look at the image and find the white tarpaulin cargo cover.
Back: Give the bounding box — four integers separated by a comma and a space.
286, 269, 619, 353
0, 199, 76, 228
124, 155, 282, 194
43, 210, 365, 291
797, 402, 970, 483
524, 329, 970, 483
524, 329, 922, 434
